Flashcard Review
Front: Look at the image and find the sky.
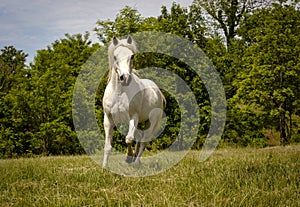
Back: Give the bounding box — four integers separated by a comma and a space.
0, 0, 193, 63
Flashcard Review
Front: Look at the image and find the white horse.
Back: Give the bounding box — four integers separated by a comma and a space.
102, 36, 165, 167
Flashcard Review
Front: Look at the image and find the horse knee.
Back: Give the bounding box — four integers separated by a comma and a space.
104, 144, 112, 153
126, 136, 134, 144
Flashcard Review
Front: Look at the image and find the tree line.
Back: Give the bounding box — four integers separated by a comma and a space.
0, 0, 299, 158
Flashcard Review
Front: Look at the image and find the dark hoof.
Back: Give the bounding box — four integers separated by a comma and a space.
125, 156, 135, 163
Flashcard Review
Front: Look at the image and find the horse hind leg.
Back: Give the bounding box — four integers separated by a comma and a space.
134, 131, 151, 164
134, 108, 163, 164
134, 142, 147, 164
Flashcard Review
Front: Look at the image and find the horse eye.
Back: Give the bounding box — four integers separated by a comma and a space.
114, 56, 117, 61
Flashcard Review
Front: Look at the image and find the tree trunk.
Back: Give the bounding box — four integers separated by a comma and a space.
288, 111, 292, 142
279, 114, 287, 145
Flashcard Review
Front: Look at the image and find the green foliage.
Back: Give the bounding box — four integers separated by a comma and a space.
0, 1, 300, 157
193, 0, 251, 47
0, 34, 99, 158
233, 3, 300, 144
0, 46, 30, 157
223, 104, 266, 147
0, 46, 28, 92
94, 6, 143, 44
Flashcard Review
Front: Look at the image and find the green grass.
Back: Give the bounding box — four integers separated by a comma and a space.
1, 145, 300, 206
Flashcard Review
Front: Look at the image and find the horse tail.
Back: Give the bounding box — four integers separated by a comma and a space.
157, 88, 166, 109
152, 89, 166, 137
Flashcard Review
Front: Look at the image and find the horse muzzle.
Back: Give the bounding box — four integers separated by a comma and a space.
120, 74, 131, 86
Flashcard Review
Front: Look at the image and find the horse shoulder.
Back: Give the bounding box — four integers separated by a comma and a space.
103, 84, 115, 114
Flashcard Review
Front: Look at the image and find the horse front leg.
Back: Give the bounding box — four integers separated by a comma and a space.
125, 113, 138, 163
103, 113, 114, 168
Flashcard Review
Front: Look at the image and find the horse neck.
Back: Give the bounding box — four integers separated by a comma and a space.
109, 68, 119, 89
109, 68, 127, 94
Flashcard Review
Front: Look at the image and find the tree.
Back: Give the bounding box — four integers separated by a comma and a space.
234, 3, 300, 144
94, 6, 143, 44
158, 3, 193, 39
29, 33, 99, 155
0, 46, 28, 92
192, 0, 273, 48
0, 46, 29, 157
0, 33, 100, 157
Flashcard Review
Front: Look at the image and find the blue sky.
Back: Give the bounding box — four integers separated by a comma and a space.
0, 0, 192, 63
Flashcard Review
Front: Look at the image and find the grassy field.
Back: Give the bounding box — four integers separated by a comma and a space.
1, 145, 300, 207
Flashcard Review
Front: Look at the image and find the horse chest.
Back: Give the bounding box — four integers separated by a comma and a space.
109, 93, 131, 123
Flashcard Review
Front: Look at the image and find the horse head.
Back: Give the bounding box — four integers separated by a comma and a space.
110, 36, 136, 86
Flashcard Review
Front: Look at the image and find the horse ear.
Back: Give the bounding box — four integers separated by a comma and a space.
113, 37, 119, 46
127, 35, 133, 44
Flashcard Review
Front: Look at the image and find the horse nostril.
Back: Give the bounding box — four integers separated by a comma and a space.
120, 75, 124, 81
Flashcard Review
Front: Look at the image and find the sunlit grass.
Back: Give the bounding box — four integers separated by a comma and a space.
1, 145, 300, 206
